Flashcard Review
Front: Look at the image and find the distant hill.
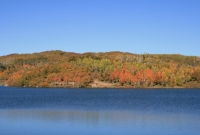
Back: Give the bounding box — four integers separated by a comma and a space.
0, 50, 200, 88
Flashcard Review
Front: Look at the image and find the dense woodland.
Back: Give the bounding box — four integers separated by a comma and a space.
0, 51, 200, 88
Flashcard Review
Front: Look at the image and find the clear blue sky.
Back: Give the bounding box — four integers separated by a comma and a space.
0, 0, 200, 56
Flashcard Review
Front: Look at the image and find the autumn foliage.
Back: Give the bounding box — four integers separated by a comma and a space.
0, 51, 200, 87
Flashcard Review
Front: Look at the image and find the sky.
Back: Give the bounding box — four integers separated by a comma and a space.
0, 0, 200, 56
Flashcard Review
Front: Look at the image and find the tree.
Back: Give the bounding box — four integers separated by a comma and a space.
193, 66, 200, 82
155, 71, 168, 86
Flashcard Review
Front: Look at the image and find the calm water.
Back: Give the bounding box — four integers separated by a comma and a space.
0, 87, 200, 135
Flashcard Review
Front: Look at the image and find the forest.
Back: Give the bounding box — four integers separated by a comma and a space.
0, 50, 200, 88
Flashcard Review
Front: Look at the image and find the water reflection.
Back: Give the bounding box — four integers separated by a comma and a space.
1, 88, 200, 134
1, 109, 200, 135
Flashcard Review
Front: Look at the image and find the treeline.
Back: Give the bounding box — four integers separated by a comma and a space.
0, 50, 200, 88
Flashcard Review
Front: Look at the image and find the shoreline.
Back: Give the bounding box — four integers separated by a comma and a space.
2, 85, 200, 89
2, 79, 200, 89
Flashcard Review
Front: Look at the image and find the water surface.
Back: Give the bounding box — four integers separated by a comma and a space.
0, 87, 200, 135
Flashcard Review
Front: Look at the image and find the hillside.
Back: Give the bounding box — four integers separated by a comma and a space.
0, 51, 200, 88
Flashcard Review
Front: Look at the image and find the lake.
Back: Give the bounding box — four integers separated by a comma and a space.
0, 87, 200, 135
